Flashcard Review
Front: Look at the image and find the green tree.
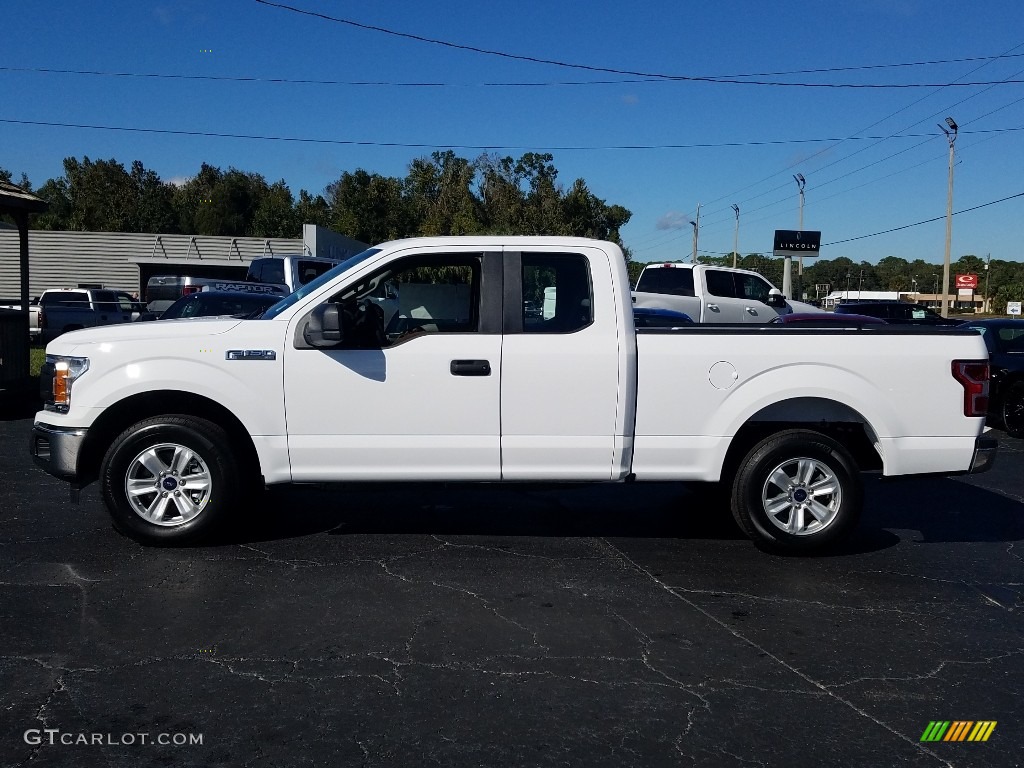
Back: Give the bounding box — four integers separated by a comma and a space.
130, 161, 178, 233
326, 169, 412, 244
251, 180, 298, 237
407, 151, 479, 236
62, 157, 137, 231
295, 189, 331, 229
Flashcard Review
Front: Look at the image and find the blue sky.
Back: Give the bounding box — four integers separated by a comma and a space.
3, 0, 1023, 265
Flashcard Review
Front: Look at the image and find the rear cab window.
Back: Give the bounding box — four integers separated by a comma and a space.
635, 267, 695, 297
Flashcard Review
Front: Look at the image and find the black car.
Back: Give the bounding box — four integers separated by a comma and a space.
147, 291, 281, 321
834, 301, 961, 326
632, 307, 694, 327
957, 319, 1024, 438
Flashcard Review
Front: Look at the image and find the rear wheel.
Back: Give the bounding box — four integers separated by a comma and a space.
1002, 381, 1024, 439
731, 429, 862, 553
100, 415, 239, 545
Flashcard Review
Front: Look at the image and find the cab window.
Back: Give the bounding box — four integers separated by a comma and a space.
328, 254, 482, 348
705, 270, 736, 298
522, 254, 593, 334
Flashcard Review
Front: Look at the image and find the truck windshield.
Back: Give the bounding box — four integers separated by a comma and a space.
261, 248, 382, 319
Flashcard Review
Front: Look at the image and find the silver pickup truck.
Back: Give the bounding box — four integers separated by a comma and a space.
38, 288, 135, 345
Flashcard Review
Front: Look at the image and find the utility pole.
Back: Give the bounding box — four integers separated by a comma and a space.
731, 204, 740, 269
939, 117, 957, 318
984, 253, 991, 314
689, 203, 701, 264
794, 174, 806, 300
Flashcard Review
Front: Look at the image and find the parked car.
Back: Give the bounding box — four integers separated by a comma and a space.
834, 301, 960, 326
632, 307, 694, 327
145, 275, 287, 314
0, 296, 41, 340
37, 288, 134, 345
146, 290, 282, 321
770, 312, 885, 326
114, 291, 147, 322
957, 319, 1024, 438
632, 262, 823, 323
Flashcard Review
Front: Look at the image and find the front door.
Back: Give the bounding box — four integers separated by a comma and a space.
283, 248, 503, 481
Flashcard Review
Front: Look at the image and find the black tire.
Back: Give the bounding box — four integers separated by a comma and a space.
730, 429, 862, 554
1002, 381, 1024, 439
99, 415, 240, 546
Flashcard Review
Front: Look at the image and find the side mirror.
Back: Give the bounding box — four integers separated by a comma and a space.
767, 289, 787, 308
304, 303, 344, 347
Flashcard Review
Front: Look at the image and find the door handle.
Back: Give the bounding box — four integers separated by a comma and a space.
450, 359, 491, 376
706, 303, 719, 311
745, 307, 757, 314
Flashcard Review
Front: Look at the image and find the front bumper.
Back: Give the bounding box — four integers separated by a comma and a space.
968, 434, 998, 474
31, 422, 87, 481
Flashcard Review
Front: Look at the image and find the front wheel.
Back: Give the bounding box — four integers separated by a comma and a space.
99, 415, 240, 545
1001, 381, 1024, 439
730, 429, 862, 554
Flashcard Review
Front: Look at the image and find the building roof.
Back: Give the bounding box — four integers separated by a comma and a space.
0, 180, 48, 215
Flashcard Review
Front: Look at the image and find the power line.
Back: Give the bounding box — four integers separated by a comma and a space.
251, 2, 1024, 89
7, 53, 1024, 89
823, 191, 1024, 246
6, 116, 1019, 151
695, 41, 1024, 223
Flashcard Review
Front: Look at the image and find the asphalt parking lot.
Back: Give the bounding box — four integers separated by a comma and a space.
1, 401, 1022, 768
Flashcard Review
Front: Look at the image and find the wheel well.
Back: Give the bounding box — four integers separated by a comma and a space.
77, 391, 261, 485
721, 398, 882, 482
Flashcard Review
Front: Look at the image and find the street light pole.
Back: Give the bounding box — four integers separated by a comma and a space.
939, 116, 958, 318
689, 203, 700, 264
794, 174, 806, 300
731, 204, 740, 269
984, 253, 991, 314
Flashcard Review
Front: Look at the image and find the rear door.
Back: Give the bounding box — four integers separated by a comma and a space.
499, 248, 624, 480
701, 269, 746, 322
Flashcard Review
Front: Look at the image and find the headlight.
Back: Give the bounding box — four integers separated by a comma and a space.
46, 355, 89, 412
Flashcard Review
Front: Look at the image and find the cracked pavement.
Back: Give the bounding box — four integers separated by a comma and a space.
0, 408, 1021, 767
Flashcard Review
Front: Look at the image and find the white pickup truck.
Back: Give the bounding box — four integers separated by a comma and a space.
632, 262, 822, 322
31, 236, 996, 553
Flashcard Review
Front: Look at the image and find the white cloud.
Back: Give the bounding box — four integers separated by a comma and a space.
656, 212, 687, 230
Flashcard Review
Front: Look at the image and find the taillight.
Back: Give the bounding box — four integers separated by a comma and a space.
38, 306, 46, 329
951, 360, 989, 417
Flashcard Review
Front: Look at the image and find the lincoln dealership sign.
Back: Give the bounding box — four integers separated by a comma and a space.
773, 230, 821, 258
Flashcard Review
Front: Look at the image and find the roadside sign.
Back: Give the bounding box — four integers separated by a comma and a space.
955, 274, 978, 289
773, 230, 821, 258
1008, 301, 1022, 316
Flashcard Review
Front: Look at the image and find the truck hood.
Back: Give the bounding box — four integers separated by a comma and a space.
46, 318, 244, 354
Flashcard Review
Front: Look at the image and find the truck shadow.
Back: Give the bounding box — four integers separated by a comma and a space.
231, 474, 1024, 555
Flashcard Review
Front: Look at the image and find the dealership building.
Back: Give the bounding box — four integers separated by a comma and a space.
0, 225, 367, 302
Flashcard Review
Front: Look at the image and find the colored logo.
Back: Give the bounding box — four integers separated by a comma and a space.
920, 721, 996, 742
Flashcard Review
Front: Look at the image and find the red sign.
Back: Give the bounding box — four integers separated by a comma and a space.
955, 274, 978, 289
